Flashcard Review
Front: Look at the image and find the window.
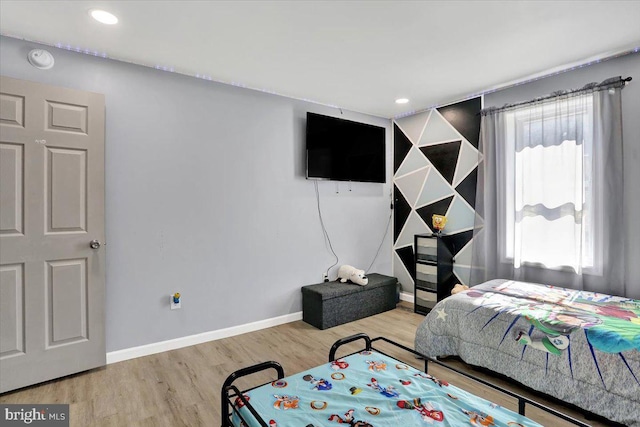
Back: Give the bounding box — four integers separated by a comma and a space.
502, 96, 600, 273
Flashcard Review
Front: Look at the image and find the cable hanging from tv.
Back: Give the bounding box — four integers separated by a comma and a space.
314, 180, 339, 278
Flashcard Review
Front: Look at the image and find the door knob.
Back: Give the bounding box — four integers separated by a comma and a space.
90, 239, 101, 249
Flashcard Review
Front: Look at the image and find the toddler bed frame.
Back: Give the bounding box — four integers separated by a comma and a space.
221, 333, 590, 427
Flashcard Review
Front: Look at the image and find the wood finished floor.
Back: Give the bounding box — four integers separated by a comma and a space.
0, 303, 610, 427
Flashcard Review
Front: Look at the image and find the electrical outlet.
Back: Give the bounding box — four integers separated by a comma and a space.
322, 273, 329, 282
170, 294, 181, 310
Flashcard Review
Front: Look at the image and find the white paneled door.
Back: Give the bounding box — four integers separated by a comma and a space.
0, 76, 105, 392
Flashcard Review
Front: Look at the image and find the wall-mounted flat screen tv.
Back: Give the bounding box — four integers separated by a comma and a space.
306, 112, 386, 183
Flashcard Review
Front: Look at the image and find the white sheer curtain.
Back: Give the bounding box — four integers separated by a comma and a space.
471, 78, 626, 296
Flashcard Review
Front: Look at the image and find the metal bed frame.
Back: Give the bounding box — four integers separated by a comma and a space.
221, 333, 591, 427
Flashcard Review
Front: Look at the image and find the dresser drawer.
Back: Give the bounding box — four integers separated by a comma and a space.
416, 289, 437, 310
416, 237, 437, 261
416, 263, 437, 291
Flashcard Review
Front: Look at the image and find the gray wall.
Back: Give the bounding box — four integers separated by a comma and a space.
485, 52, 640, 299
0, 36, 393, 352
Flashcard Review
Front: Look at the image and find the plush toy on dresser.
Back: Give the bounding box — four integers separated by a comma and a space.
337, 265, 368, 286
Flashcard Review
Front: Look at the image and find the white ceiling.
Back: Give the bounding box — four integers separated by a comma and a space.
1, 1, 639, 118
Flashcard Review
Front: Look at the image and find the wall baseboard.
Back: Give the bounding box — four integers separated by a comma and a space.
106, 311, 303, 364
399, 291, 414, 304
107, 294, 415, 365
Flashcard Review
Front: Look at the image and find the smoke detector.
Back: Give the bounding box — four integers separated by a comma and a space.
27, 49, 55, 70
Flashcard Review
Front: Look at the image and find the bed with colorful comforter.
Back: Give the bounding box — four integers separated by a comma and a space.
229, 348, 542, 427
415, 279, 640, 426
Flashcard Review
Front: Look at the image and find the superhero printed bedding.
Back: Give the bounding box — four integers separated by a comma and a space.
415, 279, 640, 427
230, 349, 540, 427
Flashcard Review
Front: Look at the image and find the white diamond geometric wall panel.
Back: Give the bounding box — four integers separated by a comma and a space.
415, 167, 454, 208
395, 111, 430, 145
395, 167, 428, 208
453, 264, 472, 286
445, 195, 475, 233
395, 147, 429, 178
395, 211, 430, 249
418, 109, 462, 146
453, 139, 479, 187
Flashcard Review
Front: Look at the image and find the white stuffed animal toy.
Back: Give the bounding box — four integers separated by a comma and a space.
337, 265, 368, 286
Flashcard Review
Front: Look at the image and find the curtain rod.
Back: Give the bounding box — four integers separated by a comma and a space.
480, 76, 632, 116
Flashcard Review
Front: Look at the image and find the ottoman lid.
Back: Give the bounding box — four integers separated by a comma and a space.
301, 273, 397, 300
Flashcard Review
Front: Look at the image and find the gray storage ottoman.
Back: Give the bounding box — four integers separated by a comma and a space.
301, 273, 398, 329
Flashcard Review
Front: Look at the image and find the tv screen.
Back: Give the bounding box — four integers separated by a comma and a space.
306, 112, 386, 183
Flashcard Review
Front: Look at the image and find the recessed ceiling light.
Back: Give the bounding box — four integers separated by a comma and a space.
90, 9, 118, 25
395, 98, 409, 104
